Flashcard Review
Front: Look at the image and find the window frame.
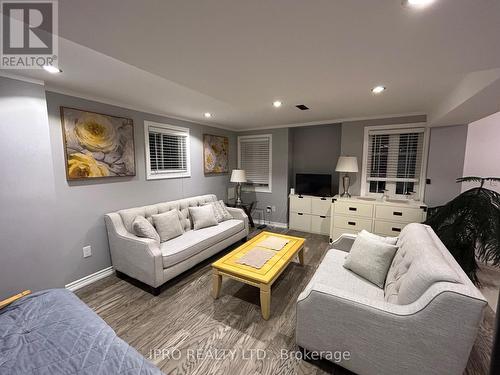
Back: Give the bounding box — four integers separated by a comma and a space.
237, 134, 273, 193
360, 123, 429, 201
144, 121, 191, 180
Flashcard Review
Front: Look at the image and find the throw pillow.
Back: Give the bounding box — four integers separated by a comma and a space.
359, 229, 398, 245
189, 205, 218, 230
152, 210, 184, 242
133, 216, 160, 243
204, 200, 233, 222
344, 231, 399, 288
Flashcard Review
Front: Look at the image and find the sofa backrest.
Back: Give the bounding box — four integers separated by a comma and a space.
116, 194, 218, 233
384, 223, 463, 305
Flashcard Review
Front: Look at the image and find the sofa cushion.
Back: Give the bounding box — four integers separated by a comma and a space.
384, 223, 459, 304
189, 205, 218, 230
359, 229, 398, 245
161, 219, 244, 268
133, 215, 160, 243
118, 204, 159, 233
152, 209, 184, 242
204, 200, 233, 223
305, 249, 385, 301
344, 232, 398, 288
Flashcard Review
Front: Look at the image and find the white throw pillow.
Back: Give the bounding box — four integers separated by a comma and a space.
133, 216, 160, 243
359, 229, 398, 245
152, 210, 184, 242
189, 205, 218, 230
344, 231, 398, 288
204, 200, 233, 223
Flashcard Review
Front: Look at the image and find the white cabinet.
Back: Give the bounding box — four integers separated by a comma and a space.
330, 197, 427, 242
289, 194, 332, 235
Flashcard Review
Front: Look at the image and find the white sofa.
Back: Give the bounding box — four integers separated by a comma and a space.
104, 194, 249, 294
296, 223, 487, 375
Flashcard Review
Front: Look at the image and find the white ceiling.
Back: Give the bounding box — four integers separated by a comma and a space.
4, 0, 500, 130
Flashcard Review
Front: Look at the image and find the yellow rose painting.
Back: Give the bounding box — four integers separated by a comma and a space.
61, 107, 135, 180
203, 134, 229, 175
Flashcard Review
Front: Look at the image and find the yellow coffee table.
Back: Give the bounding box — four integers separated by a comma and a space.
211, 231, 306, 320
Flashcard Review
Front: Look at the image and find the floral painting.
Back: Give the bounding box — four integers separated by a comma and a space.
60, 107, 135, 180
203, 134, 229, 175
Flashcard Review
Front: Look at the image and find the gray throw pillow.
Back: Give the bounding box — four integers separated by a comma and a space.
152, 210, 184, 242
204, 200, 233, 223
344, 231, 398, 288
189, 205, 218, 230
133, 216, 160, 243
359, 229, 398, 245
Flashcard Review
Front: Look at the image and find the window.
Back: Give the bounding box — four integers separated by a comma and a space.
144, 121, 190, 180
361, 124, 428, 200
238, 134, 272, 193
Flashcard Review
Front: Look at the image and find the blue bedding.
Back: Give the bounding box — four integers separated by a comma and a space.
0, 289, 163, 374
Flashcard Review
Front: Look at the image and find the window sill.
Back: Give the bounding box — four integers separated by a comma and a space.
242, 186, 272, 194
147, 173, 191, 180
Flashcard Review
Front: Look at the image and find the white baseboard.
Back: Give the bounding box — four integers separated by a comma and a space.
253, 219, 288, 229
65, 266, 114, 292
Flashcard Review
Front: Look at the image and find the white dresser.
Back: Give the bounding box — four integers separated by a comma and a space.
329, 196, 427, 242
289, 194, 333, 235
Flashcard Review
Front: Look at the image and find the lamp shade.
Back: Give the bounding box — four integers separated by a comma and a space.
230, 169, 247, 183
335, 156, 358, 173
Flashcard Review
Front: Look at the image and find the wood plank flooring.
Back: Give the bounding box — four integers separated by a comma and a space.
77, 228, 495, 375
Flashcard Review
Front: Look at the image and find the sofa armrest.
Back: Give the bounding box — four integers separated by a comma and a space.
104, 213, 163, 287
330, 233, 357, 252
226, 207, 249, 235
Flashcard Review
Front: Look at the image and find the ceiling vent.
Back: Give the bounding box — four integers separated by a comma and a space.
296, 104, 309, 111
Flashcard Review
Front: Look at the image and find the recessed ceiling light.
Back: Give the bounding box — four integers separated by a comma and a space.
403, 0, 435, 8
42, 65, 62, 73
272, 101, 283, 108
372, 86, 386, 94
204, 112, 212, 118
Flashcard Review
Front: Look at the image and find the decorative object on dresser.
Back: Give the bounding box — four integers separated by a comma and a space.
329, 196, 427, 242
230, 169, 247, 205
335, 156, 358, 197
289, 194, 332, 235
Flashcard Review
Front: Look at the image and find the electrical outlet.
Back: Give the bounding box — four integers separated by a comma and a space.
266, 206, 272, 213
271, 206, 276, 212
83, 245, 92, 258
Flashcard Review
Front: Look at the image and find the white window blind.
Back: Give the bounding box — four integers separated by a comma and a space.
145, 122, 190, 180
364, 127, 426, 197
238, 135, 272, 192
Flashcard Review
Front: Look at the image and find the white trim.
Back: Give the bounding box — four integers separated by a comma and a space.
45, 85, 233, 131
253, 219, 288, 229
237, 134, 273, 193
65, 266, 114, 292
144, 121, 191, 180
360, 122, 429, 200
0, 71, 45, 86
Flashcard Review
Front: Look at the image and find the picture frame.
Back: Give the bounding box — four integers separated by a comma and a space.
203, 134, 229, 175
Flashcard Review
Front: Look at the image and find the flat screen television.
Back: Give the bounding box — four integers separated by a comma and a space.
296, 173, 332, 197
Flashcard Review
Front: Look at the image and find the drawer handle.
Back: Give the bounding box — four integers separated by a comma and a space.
298, 196, 303, 198
320, 215, 326, 218
393, 211, 403, 216
349, 207, 357, 211
348, 221, 356, 226
298, 213, 304, 216
392, 227, 402, 232
321, 197, 327, 201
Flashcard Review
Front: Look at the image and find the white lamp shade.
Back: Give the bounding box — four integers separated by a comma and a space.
335, 156, 359, 173
230, 169, 247, 183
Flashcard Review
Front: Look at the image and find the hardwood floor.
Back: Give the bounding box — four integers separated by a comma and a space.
77, 228, 495, 375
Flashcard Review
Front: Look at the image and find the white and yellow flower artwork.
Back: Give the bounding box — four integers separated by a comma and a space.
61, 107, 135, 180
203, 134, 229, 175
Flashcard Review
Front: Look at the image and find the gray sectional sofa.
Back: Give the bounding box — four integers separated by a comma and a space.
296, 223, 487, 375
105, 194, 249, 294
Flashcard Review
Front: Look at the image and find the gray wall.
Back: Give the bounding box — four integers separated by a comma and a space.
426, 124, 468, 206
239, 128, 291, 224
0, 76, 236, 299
290, 123, 342, 195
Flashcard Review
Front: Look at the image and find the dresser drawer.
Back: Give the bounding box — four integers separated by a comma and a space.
311, 197, 332, 216
289, 212, 311, 232
375, 205, 423, 223
334, 201, 373, 218
311, 215, 331, 235
334, 215, 372, 232
290, 195, 311, 214
374, 221, 407, 237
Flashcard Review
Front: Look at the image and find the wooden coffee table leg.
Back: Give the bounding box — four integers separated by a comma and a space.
212, 270, 222, 299
260, 284, 271, 320
298, 248, 305, 265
